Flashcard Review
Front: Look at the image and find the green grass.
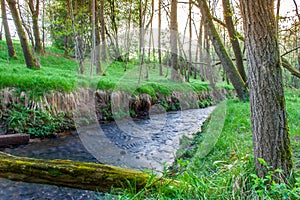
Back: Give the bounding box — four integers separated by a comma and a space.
0, 41, 79, 96
0, 40, 218, 98
116, 91, 300, 199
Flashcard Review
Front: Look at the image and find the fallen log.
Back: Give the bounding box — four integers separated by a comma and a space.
0, 134, 30, 147
0, 152, 179, 192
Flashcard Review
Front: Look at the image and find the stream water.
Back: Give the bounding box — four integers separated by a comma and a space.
0, 106, 215, 200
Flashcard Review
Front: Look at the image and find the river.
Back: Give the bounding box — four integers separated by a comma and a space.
0, 106, 215, 200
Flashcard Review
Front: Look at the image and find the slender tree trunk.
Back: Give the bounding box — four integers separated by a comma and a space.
99, 0, 107, 61
41, 0, 45, 52
68, 0, 84, 74
18, 2, 34, 48
195, 18, 204, 80
7, 0, 38, 68
196, 0, 248, 100
0, 23, 3, 40
222, 0, 247, 83
95, 0, 103, 75
28, 0, 43, 55
90, 0, 95, 77
139, 0, 143, 53
187, 0, 192, 82
109, 0, 121, 60
292, 0, 300, 87
158, 0, 163, 76
1, 0, 16, 58
240, 0, 293, 182
170, 0, 180, 81
124, 0, 133, 71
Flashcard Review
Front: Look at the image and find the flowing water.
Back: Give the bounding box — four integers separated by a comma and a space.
0, 106, 215, 200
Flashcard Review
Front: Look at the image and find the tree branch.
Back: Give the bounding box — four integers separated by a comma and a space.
281, 46, 300, 57
281, 57, 300, 79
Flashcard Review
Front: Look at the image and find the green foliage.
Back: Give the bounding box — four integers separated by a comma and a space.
135, 84, 156, 99
250, 159, 300, 200
97, 79, 116, 90
2, 104, 73, 137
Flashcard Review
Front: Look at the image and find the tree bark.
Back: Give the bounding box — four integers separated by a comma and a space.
196, 0, 248, 101
28, 0, 43, 55
6, 0, 38, 68
95, 0, 103, 75
170, 0, 180, 81
1, 0, 16, 58
0, 152, 179, 192
99, 0, 107, 61
68, 0, 84, 74
222, 0, 247, 83
158, 0, 163, 76
240, 0, 293, 182
187, 0, 192, 82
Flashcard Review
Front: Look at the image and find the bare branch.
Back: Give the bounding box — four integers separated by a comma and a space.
281, 46, 300, 57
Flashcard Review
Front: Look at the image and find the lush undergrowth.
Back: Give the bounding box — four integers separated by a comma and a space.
2, 104, 74, 138
115, 90, 300, 199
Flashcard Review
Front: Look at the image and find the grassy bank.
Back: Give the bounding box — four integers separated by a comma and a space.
0, 41, 229, 137
0, 41, 231, 98
116, 90, 300, 199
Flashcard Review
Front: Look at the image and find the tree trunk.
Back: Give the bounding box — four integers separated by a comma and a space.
0, 23, 2, 40
6, 0, 38, 69
89, 0, 95, 77
170, 0, 180, 81
28, 0, 43, 55
222, 0, 247, 83
158, 0, 163, 76
95, 0, 103, 75
99, 0, 107, 61
124, 0, 133, 71
108, 0, 121, 61
187, 0, 192, 82
68, 0, 84, 74
0, 152, 179, 192
196, 0, 248, 101
240, 0, 293, 182
1, 0, 16, 58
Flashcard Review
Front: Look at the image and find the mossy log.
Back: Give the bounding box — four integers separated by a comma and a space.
0, 152, 179, 192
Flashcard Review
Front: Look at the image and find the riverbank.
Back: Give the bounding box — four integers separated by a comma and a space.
0, 86, 232, 138
0, 40, 235, 138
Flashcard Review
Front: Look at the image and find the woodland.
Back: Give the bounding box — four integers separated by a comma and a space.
0, 0, 299, 199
